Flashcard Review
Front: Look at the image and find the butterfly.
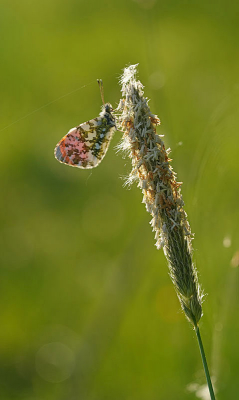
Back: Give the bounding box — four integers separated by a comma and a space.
54, 80, 116, 169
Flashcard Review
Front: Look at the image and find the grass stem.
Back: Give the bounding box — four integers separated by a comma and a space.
195, 326, 216, 400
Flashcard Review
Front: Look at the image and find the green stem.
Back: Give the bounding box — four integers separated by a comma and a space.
195, 325, 216, 400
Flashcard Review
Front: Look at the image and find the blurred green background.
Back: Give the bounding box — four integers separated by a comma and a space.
1, 0, 239, 399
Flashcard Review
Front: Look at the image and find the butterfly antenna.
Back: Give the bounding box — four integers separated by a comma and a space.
97, 79, 105, 105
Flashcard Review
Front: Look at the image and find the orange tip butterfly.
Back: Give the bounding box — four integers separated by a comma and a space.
54, 80, 116, 169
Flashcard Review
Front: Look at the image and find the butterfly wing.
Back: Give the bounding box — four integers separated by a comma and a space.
54, 111, 116, 169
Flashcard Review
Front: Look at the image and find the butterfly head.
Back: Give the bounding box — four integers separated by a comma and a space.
99, 102, 116, 128
104, 103, 113, 114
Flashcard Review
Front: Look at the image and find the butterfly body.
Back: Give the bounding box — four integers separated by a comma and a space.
54, 103, 116, 169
